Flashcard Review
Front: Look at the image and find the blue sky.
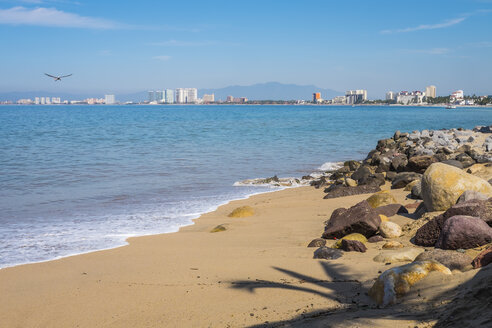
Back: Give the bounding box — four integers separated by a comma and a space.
0, 0, 491, 98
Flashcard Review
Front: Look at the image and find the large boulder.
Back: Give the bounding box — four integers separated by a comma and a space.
414, 249, 473, 271
435, 215, 492, 250
368, 261, 451, 307
351, 165, 372, 182
391, 172, 422, 189
366, 191, 398, 208
323, 184, 381, 199
420, 163, 492, 211
379, 221, 402, 238
322, 200, 381, 239
414, 199, 492, 246
407, 155, 437, 173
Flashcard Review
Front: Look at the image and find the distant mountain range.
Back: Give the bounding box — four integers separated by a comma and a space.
0, 82, 342, 102
199, 82, 341, 101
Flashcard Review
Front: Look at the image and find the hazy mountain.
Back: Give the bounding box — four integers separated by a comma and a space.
199, 82, 342, 101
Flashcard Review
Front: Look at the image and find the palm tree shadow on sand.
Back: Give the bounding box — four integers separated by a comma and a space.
230, 261, 492, 328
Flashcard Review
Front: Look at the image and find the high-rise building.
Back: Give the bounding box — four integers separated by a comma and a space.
202, 94, 215, 103
40, 97, 45, 105
156, 90, 164, 103
345, 90, 367, 104
51, 97, 61, 104
148, 91, 155, 103
425, 85, 436, 98
165, 89, 174, 103
105, 94, 116, 104
226, 95, 234, 102
175, 88, 198, 104
45, 97, 51, 105
34, 97, 40, 105
386, 91, 395, 101
312, 92, 321, 102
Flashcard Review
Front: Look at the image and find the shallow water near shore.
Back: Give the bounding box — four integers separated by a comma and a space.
0, 104, 490, 268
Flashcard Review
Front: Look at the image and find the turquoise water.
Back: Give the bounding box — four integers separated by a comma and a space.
0, 104, 491, 268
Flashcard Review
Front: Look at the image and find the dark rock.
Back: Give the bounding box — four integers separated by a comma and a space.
414, 202, 427, 218
374, 203, 409, 217
474, 125, 492, 133
391, 155, 408, 172
322, 201, 381, 239
344, 160, 361, 171
445, 198, 492, 226
415, 215, 446, 246
385, 171, 397, 181
340, 239, 367, 252
414, 249, 473, 271
457, 191, 488, 204
435, 215, 492, 250
307, 238, 326, 248
351, 166, 372, 182
433, 153, 448, 162
323, 184, 381, 199
313, 247, 343, 260
302, 175, 314, 180
407, 155, 437, 173
368, 235, 384, 243
376, 161, 391, 173
404, 202, 422, 210
472, 247, 492, 268
393, 130, 401, 140
311, 177, 328, 189
391, 172, 422, 189
441, 159, 464, 169
377, 138, 396, 150
455, 153, 476, 168
358, 173, 385, 186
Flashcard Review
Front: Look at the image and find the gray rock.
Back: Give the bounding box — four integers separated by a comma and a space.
457, 191, 488, 204
414, 249, 473, 271
308, 238, 326, 247
391, 155, 408, 172
411, 182, 422, 199
313, 247, 343, 260
323, 184, 381, 199
391, 172, 422, 189
441, 159, 464, 169
340, 239, 367, 252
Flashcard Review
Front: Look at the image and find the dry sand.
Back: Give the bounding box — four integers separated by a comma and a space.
0, 185, 488, 327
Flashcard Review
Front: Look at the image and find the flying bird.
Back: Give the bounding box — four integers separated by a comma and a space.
45, 73, 73, 81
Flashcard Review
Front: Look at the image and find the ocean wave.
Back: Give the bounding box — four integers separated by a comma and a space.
317, 161, 343, 171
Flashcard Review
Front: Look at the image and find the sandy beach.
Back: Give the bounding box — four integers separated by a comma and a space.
0, 182, 488, 328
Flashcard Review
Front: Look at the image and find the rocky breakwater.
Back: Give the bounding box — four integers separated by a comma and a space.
309, 125, 492, 307
312, 125, 492, 200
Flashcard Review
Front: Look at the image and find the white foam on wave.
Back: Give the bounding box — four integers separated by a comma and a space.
317, 161, 343, 172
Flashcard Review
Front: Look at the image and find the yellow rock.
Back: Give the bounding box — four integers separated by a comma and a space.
345, 178, 357, 187
404, 179, 420, 191
467, 163, 492, 181
383, 241, 403, 249
379, 214, 389, 222
332, 233, 367, 249
210, 224, 227, 233
421, 163, 492, 211
366, 191, 398, 208
369, 260, 451, 307
228, 206, 255, 218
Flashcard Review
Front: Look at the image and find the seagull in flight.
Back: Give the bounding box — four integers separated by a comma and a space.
45, 73, 73, 81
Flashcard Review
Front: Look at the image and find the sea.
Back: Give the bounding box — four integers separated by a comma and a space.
0, 104, 491, 268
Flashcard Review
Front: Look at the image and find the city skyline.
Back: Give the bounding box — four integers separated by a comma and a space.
0, 0, 491, 98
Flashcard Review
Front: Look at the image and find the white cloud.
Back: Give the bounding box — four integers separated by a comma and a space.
381, 17, 466, 34
153, 55, 171, 61
0, 6, 124, 29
